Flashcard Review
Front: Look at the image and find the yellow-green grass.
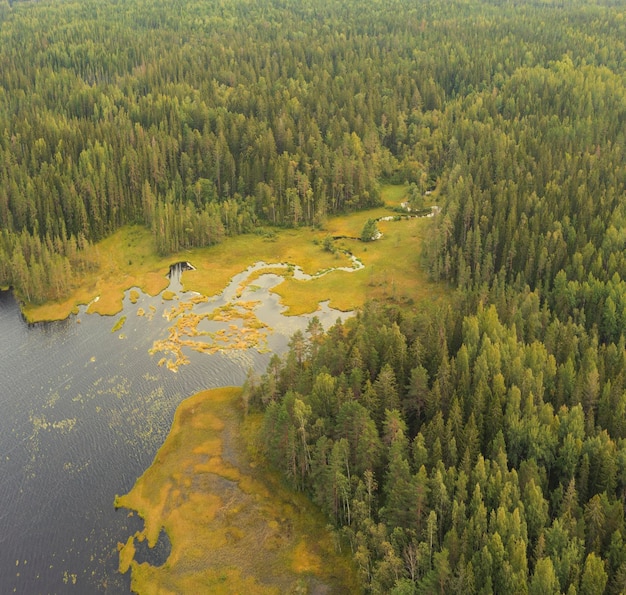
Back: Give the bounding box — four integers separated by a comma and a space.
116, 387, 361, 594
323, 206, 391, 239
380, 182, 439, 208
380, 182, 410, 206
179, 229, 355, 298
150, 301, 271, 372
234, 266, 294, 298
22, 226, 357, 322
22, 184, 444, 322
273, 184, 445, 314
111, 315, 127, 333
22, 226, 172, 322
275, 216, 445, 315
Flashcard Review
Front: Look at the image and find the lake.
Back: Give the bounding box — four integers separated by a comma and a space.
0, 264, 350, 593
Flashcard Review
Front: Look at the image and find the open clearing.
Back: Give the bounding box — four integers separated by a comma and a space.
23, 185, 444, 322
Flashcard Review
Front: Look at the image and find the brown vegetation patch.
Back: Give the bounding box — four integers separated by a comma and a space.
150, 301, 271, 372
116, 387, 360, 594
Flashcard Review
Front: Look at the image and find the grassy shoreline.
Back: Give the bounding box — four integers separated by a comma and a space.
19, 184, 442, 324
19, 183, 442, 592
115, 387, 361, 593
108, 185, 444, 592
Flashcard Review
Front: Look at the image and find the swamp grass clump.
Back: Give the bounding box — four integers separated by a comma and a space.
115, 387, 361, 594
111, 315, 127, 333
150, 300, 271, 372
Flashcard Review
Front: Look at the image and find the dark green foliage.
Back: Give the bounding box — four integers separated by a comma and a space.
2, 0, 624, 308
361, 219, 380, 242
253, 293, 626, 592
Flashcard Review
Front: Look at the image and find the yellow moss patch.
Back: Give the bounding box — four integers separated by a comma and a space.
22, 295, 91, 323
192, 438, 222, 457
189, 412, 224, 432
150, 300, 271, 371
111, 316, 127, 333
275, 215, 445, 315
161, 290, 177, 301
179, 229, 354, 299
237, 473, 270, 499
234, 266, 293, 298
117, 387, 361, 594
195, 456, 241, 482
142, 272, 170, 296
129, 290, 140, 304
22, 185, 445, 322
273, 267, 367, 315
117, 536, 136, 574
291, 540, 322, 574
380, 182, 410, 207
23, 226, 172, 322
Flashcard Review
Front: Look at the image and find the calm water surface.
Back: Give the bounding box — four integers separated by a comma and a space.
0, 265, 350, 593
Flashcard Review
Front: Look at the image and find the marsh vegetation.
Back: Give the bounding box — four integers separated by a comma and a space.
116, 387, 360, 593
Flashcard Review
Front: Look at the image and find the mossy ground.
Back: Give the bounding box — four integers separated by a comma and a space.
111, 315, 127, 333
22, 226, 173, 322
274, 184, 445, 314
116, 387, 361, 594
22, 184, 444, 323
150, 300, 271, 372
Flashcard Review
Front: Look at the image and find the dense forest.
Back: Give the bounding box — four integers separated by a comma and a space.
249, 297, 626, 593
2, 0, 621, 304
228, 0, 626, 594
3, 0, 626, 592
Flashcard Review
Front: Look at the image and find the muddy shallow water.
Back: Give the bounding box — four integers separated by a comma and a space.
0, 264, 351, 593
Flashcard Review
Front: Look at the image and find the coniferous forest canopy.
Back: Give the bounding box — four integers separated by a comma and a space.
3, 0, 626, 592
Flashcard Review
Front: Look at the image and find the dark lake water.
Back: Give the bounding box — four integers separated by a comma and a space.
0, 264, 350, 594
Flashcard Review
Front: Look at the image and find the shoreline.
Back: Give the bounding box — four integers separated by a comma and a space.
16, 188, 440, 325
115, 386, 361, 594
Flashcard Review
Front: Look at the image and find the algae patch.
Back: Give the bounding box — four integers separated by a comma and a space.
111, 316, 127, 333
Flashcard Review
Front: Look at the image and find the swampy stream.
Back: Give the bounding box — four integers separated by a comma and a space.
0, 263, 351, 593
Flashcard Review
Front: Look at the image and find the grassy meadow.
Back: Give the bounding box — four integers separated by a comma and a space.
22, 184, 444, 322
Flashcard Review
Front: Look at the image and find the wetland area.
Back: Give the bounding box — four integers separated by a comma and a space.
1, 189, 439, 593
0, 262, 353, 593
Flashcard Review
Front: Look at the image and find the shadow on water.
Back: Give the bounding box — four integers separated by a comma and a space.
166, 262, 196, 293
167, 261, 196, 279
